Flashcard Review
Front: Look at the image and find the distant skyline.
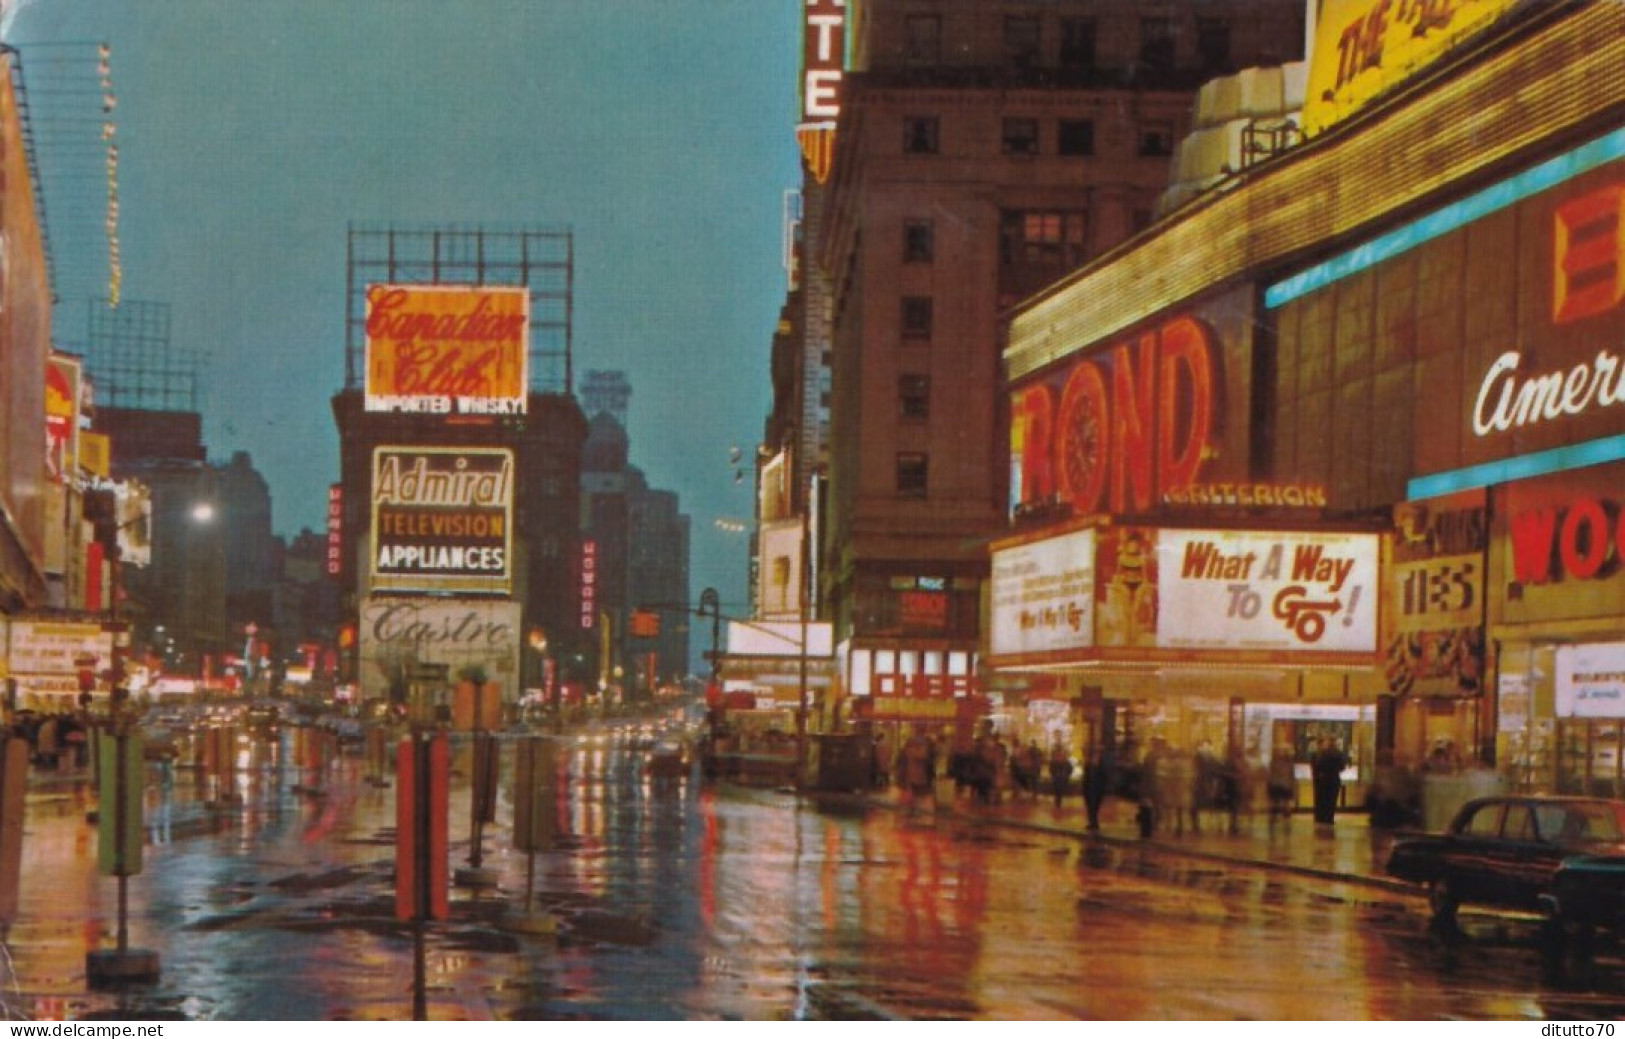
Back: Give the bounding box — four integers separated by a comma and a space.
7, 1, 802, 615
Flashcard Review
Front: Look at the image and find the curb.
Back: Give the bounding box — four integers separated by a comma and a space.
854, 790, 1425, 898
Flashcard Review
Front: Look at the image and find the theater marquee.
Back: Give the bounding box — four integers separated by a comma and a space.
370, 447, 513, 594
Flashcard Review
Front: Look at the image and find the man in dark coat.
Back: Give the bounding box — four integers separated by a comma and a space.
1311, 738, 1349, 827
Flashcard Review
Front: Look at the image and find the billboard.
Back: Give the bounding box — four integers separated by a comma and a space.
1303, 0, 1521, 138
44, 355, 80, 485
1270, 130, 1625, 504
1156, 529, 1380, 654
1556, 642, 1625, 719
1008, 289, 1256, 522
990, 528, 1096, 657
1385, 490, 1487, 697
363, 284, 529, 415
370, 447, 513, 594
795, 0, 845, 183
357, 597, 521, 705
6, 617, 114, 699
0, 51, 52, 588
114, 480, 151, 569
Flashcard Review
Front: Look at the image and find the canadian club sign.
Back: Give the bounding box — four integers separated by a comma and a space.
363, 284, 529, 415
370, 447, 513, 594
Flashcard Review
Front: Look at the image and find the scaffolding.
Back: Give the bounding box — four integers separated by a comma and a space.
344, 223, 574, 397
77, 298, 197, 412
3, 41, 121, 315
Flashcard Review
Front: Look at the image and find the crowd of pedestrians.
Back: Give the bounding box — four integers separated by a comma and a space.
867, 725, 1353, 839
7, 709, 91, 770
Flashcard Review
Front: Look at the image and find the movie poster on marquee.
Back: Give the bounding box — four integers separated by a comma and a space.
370, 447, 513, 594
1156, 529, 1379, 655
363, 284, 529, 415
1095, 527, 1157, 649
989, 528, 1095, 657
1384, 490, 1487, 697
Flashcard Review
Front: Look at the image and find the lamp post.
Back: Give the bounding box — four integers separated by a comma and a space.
527, 628, 558, 733
104, 500, 214, 693
698, 588, 721, 738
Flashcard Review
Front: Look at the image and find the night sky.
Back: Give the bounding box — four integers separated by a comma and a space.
7, 0, 800, 619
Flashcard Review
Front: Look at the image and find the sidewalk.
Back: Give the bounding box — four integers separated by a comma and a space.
863, 784, 1420, 896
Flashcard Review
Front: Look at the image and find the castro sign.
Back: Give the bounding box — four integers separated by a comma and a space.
357, 597, 520, 700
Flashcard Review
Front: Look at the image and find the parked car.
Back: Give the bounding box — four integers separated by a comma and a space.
647, 737, 690, 778
1386, 794, 1625, 971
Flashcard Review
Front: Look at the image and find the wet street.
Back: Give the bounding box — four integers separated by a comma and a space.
3, 726, 1622, 1021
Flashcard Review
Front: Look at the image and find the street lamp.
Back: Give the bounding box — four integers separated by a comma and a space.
103, 496, 216, 691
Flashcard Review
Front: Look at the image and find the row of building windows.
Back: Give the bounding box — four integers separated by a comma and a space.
901, 14, 1231, 75
902, 210, 1092, 271
904, 114, 1175, 159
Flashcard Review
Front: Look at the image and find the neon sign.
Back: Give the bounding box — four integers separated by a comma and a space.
1012, 315, 1217, 517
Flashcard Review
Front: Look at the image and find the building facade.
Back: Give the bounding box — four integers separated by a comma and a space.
815, 0, 1306, 741
97, 407, 227, 683
995, 1, 1625, 807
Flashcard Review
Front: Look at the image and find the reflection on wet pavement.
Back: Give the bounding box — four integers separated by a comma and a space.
2, 729, 1621, 1020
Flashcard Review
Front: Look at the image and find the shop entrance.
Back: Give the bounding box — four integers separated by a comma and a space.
1554, 718, 1625, 797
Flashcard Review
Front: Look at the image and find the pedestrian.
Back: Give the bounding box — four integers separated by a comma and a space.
36, 713, 60, 770
1023, 740, 1044, 800
872, 730, 891, 790
898, 726, 934, 816
1267, 744, 1296, 825
1047, 738, 1073, 808
972, 727, 997, 804
1137, 738, 1165, 838
1162, 745, 1196, 837
1311, 738, 1349, 828
1082, 744, 1109, 832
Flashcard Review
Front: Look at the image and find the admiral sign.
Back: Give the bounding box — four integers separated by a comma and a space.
370, 447, 512, 594
363, 284, 529, 415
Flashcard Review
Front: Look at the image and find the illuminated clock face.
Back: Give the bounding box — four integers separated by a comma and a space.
1055, 361, 1106, 514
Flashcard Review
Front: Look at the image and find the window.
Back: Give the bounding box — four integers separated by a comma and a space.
904, 15, 941, 65
1059, 19, 1096, 72
771, 556, 792, 613
1001, 117, 1039, 156
896, 453, 928, 497
1197, 18, 1231, 72
901, 296, 933, 338
1139, 121, 1176, 157
1463, 803, 1505, 837
903, 220, 934, 263
904, 116, 939, 155
1004, 15, 1040, 67
1057, 119, 1094, 156
1504, 805, 1535, 841
1140, 16, 1176, 74
898, 374, 930, 421
1000, 210, 1088, 266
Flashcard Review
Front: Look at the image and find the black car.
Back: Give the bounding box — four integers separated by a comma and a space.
1386, 794, 1625, 969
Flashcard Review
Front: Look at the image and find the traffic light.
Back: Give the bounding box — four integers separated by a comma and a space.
630, 610, 659, 639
